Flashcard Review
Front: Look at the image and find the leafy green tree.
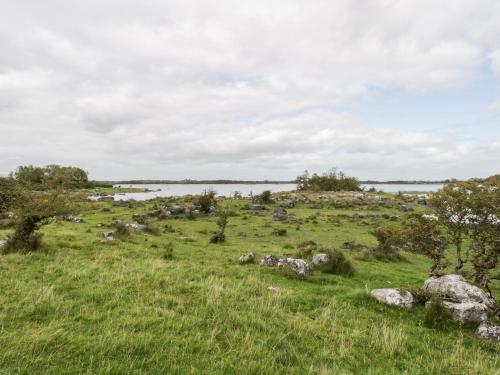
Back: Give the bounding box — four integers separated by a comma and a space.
403, 214, 449, 276
3, 184, 73, 253
430, 182, 474, 272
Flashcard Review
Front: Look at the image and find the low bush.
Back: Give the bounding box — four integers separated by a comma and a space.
423, 296, 454, 330
295, 240, 317, 258
163, 242, 174, 260
371, 225, 405, 260
317, 249, 355, 276
114, 221, 131, 238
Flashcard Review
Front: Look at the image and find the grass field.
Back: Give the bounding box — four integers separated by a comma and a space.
0, 192, 498, 374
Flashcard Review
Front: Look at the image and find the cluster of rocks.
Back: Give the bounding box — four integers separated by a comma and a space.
370, 274, 499, 342
63, 216, 84, 223
259, 255, 313, 278
272, 208, 289, 221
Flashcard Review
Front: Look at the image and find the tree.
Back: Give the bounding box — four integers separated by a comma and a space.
403, 214, 449, 276
3, 184, 73, 253
11, 165, 89, 190
296, 169, 360, 191
466, 183, 499, 296
210, 210, 229, 243
430, 182, 474, 272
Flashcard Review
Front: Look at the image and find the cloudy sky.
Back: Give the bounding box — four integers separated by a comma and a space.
1, 0, 499, 180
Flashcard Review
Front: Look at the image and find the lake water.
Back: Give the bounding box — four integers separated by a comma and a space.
105, 183, 444, 201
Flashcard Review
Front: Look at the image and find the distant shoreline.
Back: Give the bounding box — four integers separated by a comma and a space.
95, 180, 451, 185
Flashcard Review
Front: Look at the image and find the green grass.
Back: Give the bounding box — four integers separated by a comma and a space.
0, 195, 498, 374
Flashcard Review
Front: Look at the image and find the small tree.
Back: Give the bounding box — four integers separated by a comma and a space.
4, 183, 73, 253
466, 183, 499, 296
403, 214, 449, 276
371, 225, 405, 260
210, 210, 228, 243
197, 189, 217, 214
430, 182, 473, 272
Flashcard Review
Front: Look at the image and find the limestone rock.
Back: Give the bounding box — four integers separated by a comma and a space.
371, 288, 414, 308
312, 253, 329, 266
441, 301, 488, 323
239, 252, 255, 264
475, 323, 500, 342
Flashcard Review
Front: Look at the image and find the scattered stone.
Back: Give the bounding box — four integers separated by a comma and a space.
239, 252, 255, 264
126, 222, 147, 232
0, 239, 6, 248
101, 232, 114, 242
423, 274, 495, 308
64, 216, 84, 223
285, 258, 313, 278
440, 301, 488, 323
267, 286, 280, 293
312, 253, 329, 266
97, 195, 114, 201
169, 206, 185, 215
252, 204, 268, 211
178, 236, 194, 242
475, 323, 500, 342
281, 200, 295, 209
417, 194, 428, 205
272, 208, 289, 221
260, 255, 283, 267
371, 288, 414, 308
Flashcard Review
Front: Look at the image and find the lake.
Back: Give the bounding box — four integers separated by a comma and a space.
106, 183, 444, 200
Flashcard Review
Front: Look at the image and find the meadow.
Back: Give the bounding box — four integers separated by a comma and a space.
0, 191, 498, 374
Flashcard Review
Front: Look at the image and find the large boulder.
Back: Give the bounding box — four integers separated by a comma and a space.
312, 253, 329, 266
423, 274, 495, 308
126, 222, 147, 232
441, 301, 488, 323
371, 288, 414, 308
475, 323, 500, 342
239, 252, 255, 264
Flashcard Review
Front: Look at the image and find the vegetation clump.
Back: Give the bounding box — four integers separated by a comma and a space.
210, 210, 228, 243
370, 225, 405, 260
317, 248, 355, 276
295, 240, 318, 258
296, 169, 361, 191
423, 296, 455, 330
196, 189, 217, 214
163, 242, 174, 260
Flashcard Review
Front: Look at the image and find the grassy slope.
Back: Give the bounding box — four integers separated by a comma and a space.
0, 196, 498, 374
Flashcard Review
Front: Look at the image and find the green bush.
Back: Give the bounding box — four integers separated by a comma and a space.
371, 225, 405, 260
318, 249, 355, 276
197, 190, 217, 214
295, 240, 317, 258
296, 169, 360, 192
114, 222, 131, 238
163, 242, 174, 260
423, 297, 454, 330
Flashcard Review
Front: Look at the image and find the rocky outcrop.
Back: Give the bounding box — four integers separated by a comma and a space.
126, 222, 147, 232
260, 255, 283, 267
239, 252, 255, 264
475, 323, 500, 342
272, 208, 289, 221
371, 288, 414, 308
423, 274, 495, 308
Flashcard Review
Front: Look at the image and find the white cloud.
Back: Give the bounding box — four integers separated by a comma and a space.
0, 0, 499, 179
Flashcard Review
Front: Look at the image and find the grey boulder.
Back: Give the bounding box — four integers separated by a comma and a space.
312, 253, 329, 266
423, 274, 495, 308
371, 288, 414, 308
239, 252, 255, 264
475, 323, 500, 342
441, 301, 488, 323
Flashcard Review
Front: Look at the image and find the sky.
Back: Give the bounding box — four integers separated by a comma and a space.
1, 0, 499, 181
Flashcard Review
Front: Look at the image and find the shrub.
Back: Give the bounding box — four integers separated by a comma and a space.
4, 185, 73, 253
271, 228, 287, 236
317, 249, 355, 275
197, 190, 217, 214
114, 221, 131, 238
423, 296, 454, 330
403, 214, 449, 276
258, 190, 272, 204
163, 242, 174, 260
143, 221, 160, 235
295, 240, 317, 258
210, 210, 228, 243
371, 225, 405, 260
296, 169, 361, 192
